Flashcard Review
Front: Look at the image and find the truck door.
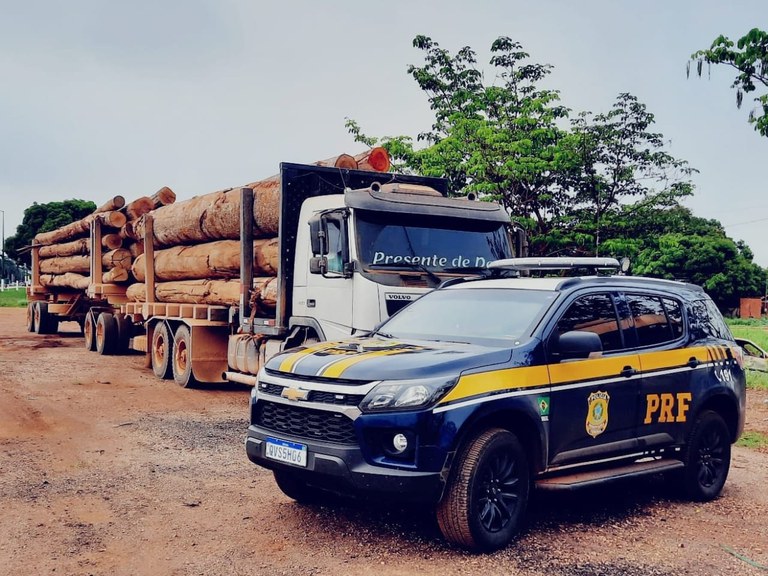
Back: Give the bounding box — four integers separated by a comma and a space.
546, 292, 641, 466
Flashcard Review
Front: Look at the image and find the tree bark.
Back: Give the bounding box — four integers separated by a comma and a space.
121, 196, 154, 220
126, 277, 277, 309
131, 238, 278, 282
94, 195, 126, 214
39, 273, 90, 290
102, 268, 129, 283
151, 186, 176, 208
38, 238, 89, 258
39, 255, 90, 274
34, 211, 128, 245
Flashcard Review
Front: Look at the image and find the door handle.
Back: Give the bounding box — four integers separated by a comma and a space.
687, 357, 701, 368
620, 366, 638, 377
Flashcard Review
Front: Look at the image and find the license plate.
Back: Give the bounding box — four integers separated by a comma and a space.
265, 437, 307, 467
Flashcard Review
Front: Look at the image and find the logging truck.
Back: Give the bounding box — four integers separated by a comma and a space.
26, 149, 525, 388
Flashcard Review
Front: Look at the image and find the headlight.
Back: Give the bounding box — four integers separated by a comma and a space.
359, 376, 457, 413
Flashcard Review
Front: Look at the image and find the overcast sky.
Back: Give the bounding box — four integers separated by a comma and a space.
1, 1, 766, 266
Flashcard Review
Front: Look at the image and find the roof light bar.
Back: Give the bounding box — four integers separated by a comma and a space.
488, 257, 621, 271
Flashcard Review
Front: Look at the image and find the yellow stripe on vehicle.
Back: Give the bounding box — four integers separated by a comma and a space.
439, 365, 550, 405
319, 346, 419, 378
636, 346, 709, 371
278, 341, 343, 373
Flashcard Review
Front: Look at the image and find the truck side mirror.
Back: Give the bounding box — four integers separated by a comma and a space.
309, 256, 327, 275
308, 214, 327, 256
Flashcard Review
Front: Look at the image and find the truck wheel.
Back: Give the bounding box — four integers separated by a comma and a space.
172, 325, 197, 388
273, 470, 325, 505
115, 314, 132, 354
34, 302, 54, 334
84, 313, 97, 351
437, 428, 529, 552
26, 303, 36, 332
151, 322, 173, 379
96, 313, 118, 355
680, 410, 731, 501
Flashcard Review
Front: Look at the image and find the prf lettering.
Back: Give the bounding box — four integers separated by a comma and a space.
644, 392, 692, 424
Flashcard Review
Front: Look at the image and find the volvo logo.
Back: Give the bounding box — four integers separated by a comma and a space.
385, 293, 415, 301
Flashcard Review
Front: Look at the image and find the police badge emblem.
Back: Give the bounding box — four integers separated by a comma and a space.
586, 391, 610, 438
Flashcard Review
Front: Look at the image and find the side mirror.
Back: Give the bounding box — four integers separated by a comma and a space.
556, 330, 603, 361
308, 214, 327, 256
309, 256, 327, 275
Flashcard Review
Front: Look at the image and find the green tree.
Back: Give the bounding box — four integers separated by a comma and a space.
689, 28, 768, 137
4, 199, 96, 267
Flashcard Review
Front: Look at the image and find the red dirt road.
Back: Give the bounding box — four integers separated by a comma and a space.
1, 307, 767, 576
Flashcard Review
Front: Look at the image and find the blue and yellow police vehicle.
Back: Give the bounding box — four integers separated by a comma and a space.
245, 257, 746, 551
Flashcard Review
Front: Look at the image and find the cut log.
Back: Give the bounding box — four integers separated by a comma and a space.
151, 186, 176, 208
39, 255, 90, 275
122, 196, 154, 220
102, 268, 129, 283
94, 195, 126, 214
131, 238, 278, 282
34, 211, 128, 246
102, 233, 123, 250
127, 241, 144, 259
126, 277, 277, 309
39, 273, 90, 290
38, 238, 89, 259
102, 249, 132, 269
119, 221, 138, 241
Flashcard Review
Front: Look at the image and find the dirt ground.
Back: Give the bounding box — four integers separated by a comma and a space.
1, 307, 767, 576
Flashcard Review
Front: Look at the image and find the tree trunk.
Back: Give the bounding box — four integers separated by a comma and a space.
122, 196, 154, 220
102, 233, 123, 250
102, 268, 129, 283
126, 277, 277, 309
131, 238, 278, 282
34, 211, 128, 245
151, 186, 176, 208
39, 273, 90, 290
102, 249, 132, 269
128, 241, 144, 259
94, 195, 126, 214
38, 238, 89, 258
39, 255, 90, 274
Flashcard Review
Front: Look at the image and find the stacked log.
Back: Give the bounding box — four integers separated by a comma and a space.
33, 189, 177, 291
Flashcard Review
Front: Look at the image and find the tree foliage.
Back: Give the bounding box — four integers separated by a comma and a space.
4, 199, 96, 267
690, 28, 768, 137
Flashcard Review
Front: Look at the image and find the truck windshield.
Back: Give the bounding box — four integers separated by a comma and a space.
355, 211, 511, 274
376, 288, 557, 345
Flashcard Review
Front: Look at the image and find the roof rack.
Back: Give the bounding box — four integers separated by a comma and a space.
488, 257, 621, 271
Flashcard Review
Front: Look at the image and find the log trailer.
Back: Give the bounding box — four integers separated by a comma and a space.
48, 151, 527, 387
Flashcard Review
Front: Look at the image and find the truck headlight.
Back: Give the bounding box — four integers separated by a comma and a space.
359, 376, 457, 412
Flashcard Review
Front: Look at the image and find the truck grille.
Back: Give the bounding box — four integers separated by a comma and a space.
254, 401, 357, 445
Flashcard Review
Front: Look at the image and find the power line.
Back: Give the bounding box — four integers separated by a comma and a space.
722, 217, 768, 228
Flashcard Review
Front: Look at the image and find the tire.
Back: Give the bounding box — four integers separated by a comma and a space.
680, 410, 731, 501
172, 325, 197, 388
437, 428, 530, 552
34, 302, 49, 334
26, 303, 36, 332
96, 313, 118, 355
115, 314, 132, 354
273, 470, 325, 505
151, 322, 173, 379
84, 313, 97, 351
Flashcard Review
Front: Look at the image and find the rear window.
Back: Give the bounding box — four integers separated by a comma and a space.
689, 299, 732, 341
626, 294, 683, 347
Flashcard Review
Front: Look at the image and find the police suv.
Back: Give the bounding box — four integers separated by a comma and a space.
245, 257, 746, 551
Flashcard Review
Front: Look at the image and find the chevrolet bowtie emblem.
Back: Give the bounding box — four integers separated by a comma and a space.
282, 387, 309, 402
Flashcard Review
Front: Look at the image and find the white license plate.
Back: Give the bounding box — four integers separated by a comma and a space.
265, 437, 307, 467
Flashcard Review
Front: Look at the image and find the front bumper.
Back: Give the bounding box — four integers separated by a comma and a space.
245, 426, 445, 503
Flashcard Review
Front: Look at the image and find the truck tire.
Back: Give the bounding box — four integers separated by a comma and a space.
26, 303, 36, 332
96, 313, 118, 355
172, 325, 197, 388
115, 314, 132, 354
84, 313, 97, 351
273, 470, 325, 505
34, 302, 56, 334
437, 428, 529, 552
679, 410, 731, 502
151, 322, 173, 379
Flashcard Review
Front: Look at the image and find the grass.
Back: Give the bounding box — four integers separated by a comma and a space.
0, 287, 27, 308
736, 430, 768, 450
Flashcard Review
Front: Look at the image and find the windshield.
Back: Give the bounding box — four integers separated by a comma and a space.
377, 287, 558, 345
355, 210, 511, 274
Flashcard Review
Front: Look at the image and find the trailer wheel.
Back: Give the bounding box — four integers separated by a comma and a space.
84, 313, 97, 351
115, 314, 132, 354
26, 303, 36, 332
96, 313, 118, 355
172, 325, 197, 388
34, 302, 56, 334
151, 322, 173, 379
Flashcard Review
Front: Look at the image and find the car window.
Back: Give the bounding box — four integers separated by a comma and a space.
662, 297, 684, 339
626, 294, 677, 347
556, 293, 623, 352
689, 299, 731, 341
